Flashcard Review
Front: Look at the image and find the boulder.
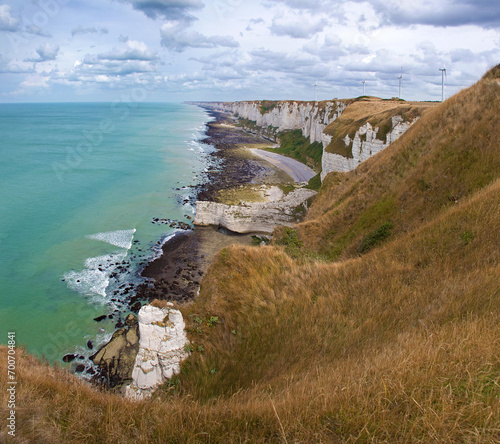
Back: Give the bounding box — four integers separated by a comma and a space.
91, 323, 139, 387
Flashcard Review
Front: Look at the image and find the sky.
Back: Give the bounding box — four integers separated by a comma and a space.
0, 0, 499, 102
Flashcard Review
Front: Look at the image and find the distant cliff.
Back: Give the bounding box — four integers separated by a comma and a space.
194, 98, 436, 180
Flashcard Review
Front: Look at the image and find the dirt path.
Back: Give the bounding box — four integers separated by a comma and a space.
251, 149, 316, 183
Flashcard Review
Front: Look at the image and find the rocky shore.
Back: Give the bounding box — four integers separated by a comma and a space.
89, 110, 288, 388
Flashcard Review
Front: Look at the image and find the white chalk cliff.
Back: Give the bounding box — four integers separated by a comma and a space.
201, 100, 343, 148
125, 304, 189, 400
194, 187, 317, 234
197, 101, 419, 180
321, 116, 418, 181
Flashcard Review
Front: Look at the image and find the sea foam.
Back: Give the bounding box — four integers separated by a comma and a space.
64, 228, 136, 300
87, 229, 136, 250
63, 251, 127, 299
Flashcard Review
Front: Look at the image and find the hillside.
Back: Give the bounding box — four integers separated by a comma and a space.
2, 66, 500, 443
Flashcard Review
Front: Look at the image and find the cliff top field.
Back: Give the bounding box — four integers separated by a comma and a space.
2, 66, 500, 443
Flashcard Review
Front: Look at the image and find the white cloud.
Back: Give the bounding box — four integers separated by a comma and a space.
72, 26, 109, 37
24, 44, 60, 63
269, 15, 328, 38
160, 22, 239, 52
93, 40, 159, 62
0, 4, 19, 31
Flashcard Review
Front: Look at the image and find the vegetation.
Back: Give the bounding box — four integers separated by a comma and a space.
2, 65, 500, 443
307, 172, 322, 191
258, 100, 279, 115
269, 129, 323, 171
324, 97, 437, 157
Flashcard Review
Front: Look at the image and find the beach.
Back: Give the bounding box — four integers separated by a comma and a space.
132, 110, 291, 306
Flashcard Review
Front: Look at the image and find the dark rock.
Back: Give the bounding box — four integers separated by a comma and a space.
87, 340, 94, 350
75, 364, 85, 373
91, 324, 140, 388
130, 301, 141, 313
94, 315, 107, 322
63, 354, 77, 363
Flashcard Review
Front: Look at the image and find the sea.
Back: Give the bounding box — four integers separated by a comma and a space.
0, 102, 213, 366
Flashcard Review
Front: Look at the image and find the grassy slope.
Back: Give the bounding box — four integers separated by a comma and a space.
2, 68, 500, 443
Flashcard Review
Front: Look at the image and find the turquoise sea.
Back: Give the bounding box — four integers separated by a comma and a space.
0, 102, 212, 364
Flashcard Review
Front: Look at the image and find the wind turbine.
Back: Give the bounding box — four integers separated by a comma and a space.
314, 79, 318, 102
398, 67, 403, 99
362, 79, 366, 96
439, 67, 447, 102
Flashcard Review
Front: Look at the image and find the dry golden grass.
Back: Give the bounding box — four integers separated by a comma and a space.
2, 66, 500, 443
303, 73, 500, 260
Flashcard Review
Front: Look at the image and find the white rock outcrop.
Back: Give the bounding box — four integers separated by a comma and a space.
321, 117, 419, 180
194, 188, 317, 234
125, 304, 189, 400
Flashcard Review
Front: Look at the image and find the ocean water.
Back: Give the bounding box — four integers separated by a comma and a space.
0, 102, 212, 363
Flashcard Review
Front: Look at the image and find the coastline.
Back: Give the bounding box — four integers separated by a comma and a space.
89, 108, 290, 387
135, 109, 283, 303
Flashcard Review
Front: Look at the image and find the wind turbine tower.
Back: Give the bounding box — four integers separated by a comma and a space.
398, 67, 403, 99
362, 79, 366, 96
439, 67, 447, 102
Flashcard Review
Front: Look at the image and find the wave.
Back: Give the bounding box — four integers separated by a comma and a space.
63, 251, 127, 300
86, 229, 136, 250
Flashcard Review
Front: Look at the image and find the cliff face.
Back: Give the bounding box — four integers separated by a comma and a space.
321, 116, 418, 180
194, 187, 317, 234
198, 99, 433, 180
200, 100, 344, 148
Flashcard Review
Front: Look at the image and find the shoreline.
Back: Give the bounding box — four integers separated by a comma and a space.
89, 108, 289, 387
136, 109, 283, 302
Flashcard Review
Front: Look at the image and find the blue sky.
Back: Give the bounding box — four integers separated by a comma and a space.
0, 0, 499, 102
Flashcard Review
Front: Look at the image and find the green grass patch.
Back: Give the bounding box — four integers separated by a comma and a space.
307, 173, 322, 191
270, 129, 323, 171
357, 222, 394, 253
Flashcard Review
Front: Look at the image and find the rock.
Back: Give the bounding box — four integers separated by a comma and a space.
194, 187, 316, 234
91, 324, 140, 388
75, 364, 85, 373
94, 315, 107, 322
62, 354, 77, 363
125, 304, 189, 400
125, 313, 138, 326
87, 340, 94, 350
130, 301, 142, 313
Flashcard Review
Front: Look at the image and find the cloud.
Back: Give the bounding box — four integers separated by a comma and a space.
246, 17, 265, 31
24, 44, 59, 62
24, 25, 52, 37
0, 4, 19, 31
91, 40, 158, 61
266, 0, 332, 12
0, 54, 34, 74
247, 48, 317, 74
70, 41, 159, 81
121, 0, 204, 22
302, 35, 346, 60
357, 0, 500, 28
72, 26, 109, 37
160, 23, 239, 52
270, 15, 328, 38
